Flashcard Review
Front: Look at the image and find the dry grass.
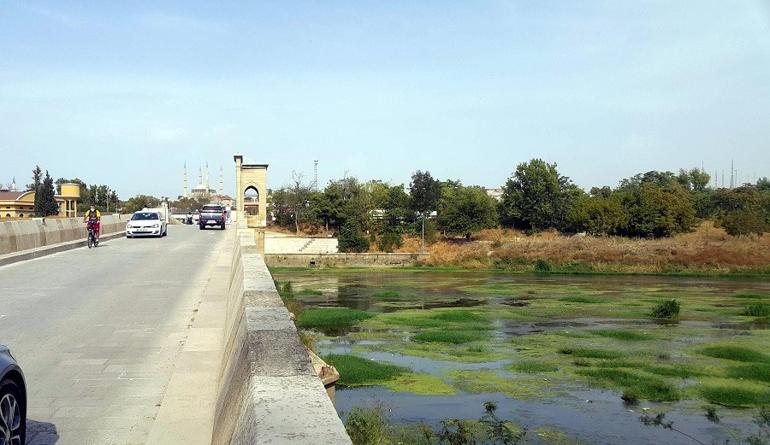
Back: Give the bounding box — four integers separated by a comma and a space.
418, 222, 770, 273
420, 240, 491, 268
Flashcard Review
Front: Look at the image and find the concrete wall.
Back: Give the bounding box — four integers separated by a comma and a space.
212, 230, 351, 445
0, 214, 128, 256
265, 252, 429, 268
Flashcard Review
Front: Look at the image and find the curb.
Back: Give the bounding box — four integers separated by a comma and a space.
0, 231, 127, 267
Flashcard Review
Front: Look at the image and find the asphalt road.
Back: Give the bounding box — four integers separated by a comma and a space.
0, 224, 228, 444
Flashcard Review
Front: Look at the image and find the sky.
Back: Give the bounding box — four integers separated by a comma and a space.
1, 1, 769, 198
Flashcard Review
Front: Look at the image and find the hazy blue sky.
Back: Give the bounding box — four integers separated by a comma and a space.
2, 1, 769, 198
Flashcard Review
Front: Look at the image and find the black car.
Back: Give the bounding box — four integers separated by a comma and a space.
0, 345, 25, 445
199, 204, 226, 230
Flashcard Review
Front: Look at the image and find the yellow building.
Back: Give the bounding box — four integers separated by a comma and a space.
0, 183, 81, 220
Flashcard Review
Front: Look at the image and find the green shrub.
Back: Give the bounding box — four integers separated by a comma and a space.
325, 354, 406, 387
378, 230, 403, 253
649, 299, 680, 319
743, 303, 770, 317
297, 308, 373, 330
298, 288, 323, 296
700, 346, 770, 363
339, 222, 370, 253
345, 404, 390, 445
412, 331, 488, 344
534, 259, 553, 272
559, 347, 623, 359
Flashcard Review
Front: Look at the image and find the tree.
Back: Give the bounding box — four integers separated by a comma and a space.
378, 185, 411, 252
567, 194, 628, 235
287, 171, 314, 233
498, 159, 581, 232
410, 171, 441, 214
27, 165, 42, 192
722, 209, 767, 236
437, 185, 498, 239
34, 171, 59, 217
338, 221, 370, 253
757, 177, 770, 192
617, 181, 695, 237
676, 168, 711, 192
122, 195, 160, 214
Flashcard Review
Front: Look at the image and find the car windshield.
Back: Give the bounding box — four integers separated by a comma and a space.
131, 212, 159, 220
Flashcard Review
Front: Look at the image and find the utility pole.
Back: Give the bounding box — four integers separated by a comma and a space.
313, 160, 319, 191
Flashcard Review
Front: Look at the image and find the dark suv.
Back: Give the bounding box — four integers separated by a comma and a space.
0, 345, 26, 445
199, 204, 226, 230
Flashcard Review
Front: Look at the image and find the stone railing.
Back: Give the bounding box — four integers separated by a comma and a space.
211, 229, 351, 445
0, 214, 128, 256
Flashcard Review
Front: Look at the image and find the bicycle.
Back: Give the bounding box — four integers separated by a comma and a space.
87, 222, 99, 248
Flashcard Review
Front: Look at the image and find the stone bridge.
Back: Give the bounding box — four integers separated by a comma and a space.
0, 215, 351, 444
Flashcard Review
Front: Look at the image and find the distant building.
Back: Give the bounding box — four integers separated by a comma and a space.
0, 182, 81, 219
486, 188, 504, 201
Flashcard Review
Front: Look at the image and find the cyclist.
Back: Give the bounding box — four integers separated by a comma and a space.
83, 206, 101, 243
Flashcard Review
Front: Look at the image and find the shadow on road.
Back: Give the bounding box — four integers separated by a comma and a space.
26, 419, 59, 445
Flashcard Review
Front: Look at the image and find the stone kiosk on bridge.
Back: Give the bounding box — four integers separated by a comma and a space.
233, 154, 267, 228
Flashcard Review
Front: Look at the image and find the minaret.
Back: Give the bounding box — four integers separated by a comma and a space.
183, 163, 189, 197
198, 166, 203, 187
219, 167, 224, 195
205, 162, 210, 192
10, 177, 16, 192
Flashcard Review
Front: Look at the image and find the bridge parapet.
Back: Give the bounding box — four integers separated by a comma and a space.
212, 228, 351, 445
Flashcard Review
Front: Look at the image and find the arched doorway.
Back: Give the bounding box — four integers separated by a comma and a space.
244, 187, 259, 211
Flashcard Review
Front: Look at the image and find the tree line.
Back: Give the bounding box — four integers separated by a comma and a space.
21, 165, 121, 217
269, 159, 770, 252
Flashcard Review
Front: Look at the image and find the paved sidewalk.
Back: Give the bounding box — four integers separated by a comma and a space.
146, 232, 232, 444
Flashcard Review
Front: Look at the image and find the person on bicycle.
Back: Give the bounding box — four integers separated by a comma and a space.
84, 206, 101, 242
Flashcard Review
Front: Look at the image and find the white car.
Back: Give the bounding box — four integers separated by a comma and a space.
126, 211, 167, 238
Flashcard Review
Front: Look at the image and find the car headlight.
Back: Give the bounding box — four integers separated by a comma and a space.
152, 223, 159, 228
126, 225, 133, 229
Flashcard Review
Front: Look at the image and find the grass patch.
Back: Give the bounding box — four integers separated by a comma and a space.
559, 347, 623, 359
385, 373, 456, 395
591, 329, 654, 341
699, 383, 770, 407
370, 309, 492, 331
559, 296, 604, 304
412, 331, 489, 344
577, 368, 680, 401
324, 354, 405, 387
431, 310, 488, 323
373, 291, 401, 299
733, 293, 767, 300
699, 345, 770, 363
297, 288, 323, 296
297, 308, 373, 330
727, 363, 770, 383
598, 360, 705, 378
743, 303, 770, 317
448, 369, 550, 399
511, 361, 559, 374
